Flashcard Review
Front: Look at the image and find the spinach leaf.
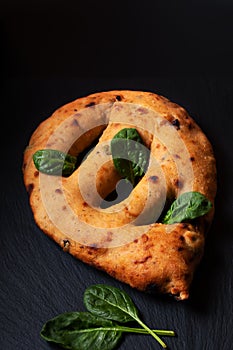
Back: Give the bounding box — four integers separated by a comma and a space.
110, 128, 149, 186
83, 284, 139, 323
33, 149, 77, 176
41, 309, 175, 350
40, 285, 175, 349
84, 284, 167, 348
162, 191, 212, 224
40, 311, 122, 350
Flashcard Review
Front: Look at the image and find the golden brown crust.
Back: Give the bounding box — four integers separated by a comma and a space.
22, 90, 217, 300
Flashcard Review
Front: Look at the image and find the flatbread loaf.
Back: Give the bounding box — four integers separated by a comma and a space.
23, 90, 217, 300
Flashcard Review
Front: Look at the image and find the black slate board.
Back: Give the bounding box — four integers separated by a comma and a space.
1, 76, 233, 350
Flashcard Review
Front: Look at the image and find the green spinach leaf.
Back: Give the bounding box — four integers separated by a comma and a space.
40, 284, 176, 350
41, 311, 122, 350
162, 191, 212, 224
41, 309, 175, 350
83, 284, 139, 323
84, 284, 167, 348
33, 149, 77, 176
110, 128, 149, 186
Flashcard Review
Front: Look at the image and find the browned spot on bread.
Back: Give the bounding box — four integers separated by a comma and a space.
174, 179, 183, 189
160, 119, 169, 127
85, 101, 95, 107
34, 171, 39, 177
137, 107, 149, 114
177, 246, 184, 252
187, 121, 195, 130
27, 183, 34, 194
105, 231, 113, 243
115, 95, 122, 101
134, 255, 152, 264
149, 175, 159, 183
141, 234, 149, 243
190, 235, 197, 242
172, 118, 180, 130
174, 154, 181, 159
90, 244, 99, 249
71, 119, 79, 127
87, 245, 99, 254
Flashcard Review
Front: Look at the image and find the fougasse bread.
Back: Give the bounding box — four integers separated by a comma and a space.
22, 90, 217, 300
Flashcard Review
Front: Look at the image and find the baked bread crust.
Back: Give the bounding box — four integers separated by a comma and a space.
23, 90, 217, 300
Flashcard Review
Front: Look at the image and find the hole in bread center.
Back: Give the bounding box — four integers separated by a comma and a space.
100, 179, 133, 209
